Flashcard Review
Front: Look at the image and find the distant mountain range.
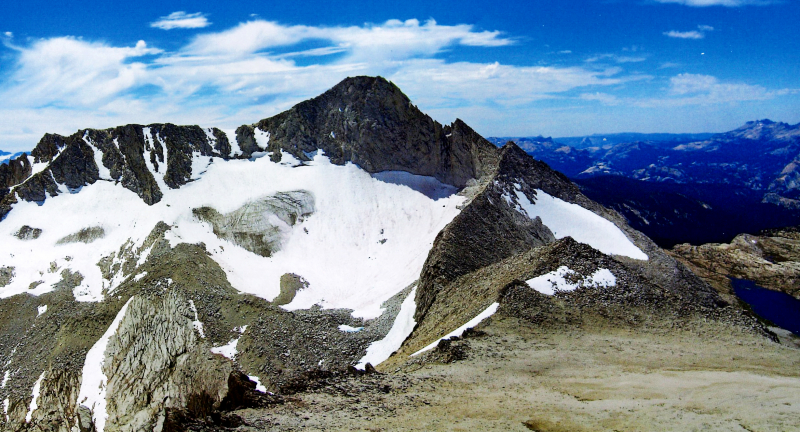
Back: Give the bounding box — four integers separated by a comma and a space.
489, 132, 715, 151
489, 120, 800, 247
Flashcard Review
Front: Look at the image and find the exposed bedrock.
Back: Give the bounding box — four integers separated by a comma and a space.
193, 190, 315, 257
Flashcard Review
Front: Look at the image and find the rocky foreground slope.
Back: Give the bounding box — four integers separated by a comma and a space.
0, 77, 780, 432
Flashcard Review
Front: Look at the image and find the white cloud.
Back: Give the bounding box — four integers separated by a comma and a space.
580, 74, 796, 109
664, 30, 705, 39
151, 12, 211, 30
665, 73, 795, 104
655, 0, 775, 6
665, 25, 714, 39
586, 53, 647, 63
3, 32, 11, 38
183, 18, 514, 60
390, 61, 630, 108
1, 38, 161, 108
580, 92, 622, 106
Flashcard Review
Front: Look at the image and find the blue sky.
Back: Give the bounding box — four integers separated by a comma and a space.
0, 0, 798, 151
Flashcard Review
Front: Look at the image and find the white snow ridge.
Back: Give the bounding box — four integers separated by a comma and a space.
356, 287, 418, 369
505, 185, 648, 261
412, 303, 500, 357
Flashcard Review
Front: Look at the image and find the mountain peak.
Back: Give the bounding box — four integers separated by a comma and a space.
239, 76, 499, 188
729, 118, 798, 141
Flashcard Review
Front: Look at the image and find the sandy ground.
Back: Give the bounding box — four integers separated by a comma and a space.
237, 314, 800, 431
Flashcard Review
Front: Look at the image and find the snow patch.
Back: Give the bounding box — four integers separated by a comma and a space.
83, 132, 112, 181
188, 300, 205, 338
37, 305, 47, 316
210, 339, 239, 360
248, 375, 268, 393
210, 325, 248, 360
254, 128, 270, 150
525, 266, 616, 296
412, 302, 499, 357
3, 398, 8, 422
338, 325, 364, 333
142, 127, 169, 193
26, 372, 45, 423
204, 128, 218, 147
29, 152, 56, 177
190, 151, 213, 180
77, 297, 134, 432
1, 370, 9, 388
133, 272, 146, 282
356, 287, 417, 369
511, 187, 648, 260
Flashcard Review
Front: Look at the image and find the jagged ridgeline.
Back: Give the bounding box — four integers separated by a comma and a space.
0, 76, 750, 431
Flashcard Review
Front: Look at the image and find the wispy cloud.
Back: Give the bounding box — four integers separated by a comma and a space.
664, 24, 714, 39
664, 30, 704, 39
585, 53, 647, 63
183, 18, 514, 59
581, 73, 797, 108
151, 12, 211, 30
2, 38, 161, 107
655, 0, 775, 6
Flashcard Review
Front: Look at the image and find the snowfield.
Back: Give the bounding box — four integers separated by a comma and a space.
0, 146, 464, 321
505, 184, 648, 260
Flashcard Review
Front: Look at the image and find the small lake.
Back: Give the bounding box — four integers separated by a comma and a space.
731, 278, 800, 336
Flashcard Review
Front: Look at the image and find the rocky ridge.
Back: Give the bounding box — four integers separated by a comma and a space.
0, 124, 231, 220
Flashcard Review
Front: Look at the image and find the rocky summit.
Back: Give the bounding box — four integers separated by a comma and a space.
0, 77, 795, 432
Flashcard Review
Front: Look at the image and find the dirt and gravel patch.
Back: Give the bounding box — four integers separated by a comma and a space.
230, 312, 800, 431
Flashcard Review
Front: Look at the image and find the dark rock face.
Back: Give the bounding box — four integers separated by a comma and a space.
14, 225, 42, 240
414, 143, 603, 321
238, 76, 498, 188
0, 124, 230, 219
0, 153, 32, 189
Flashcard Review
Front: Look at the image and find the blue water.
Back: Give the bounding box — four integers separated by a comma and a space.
731, 278, 800, 336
